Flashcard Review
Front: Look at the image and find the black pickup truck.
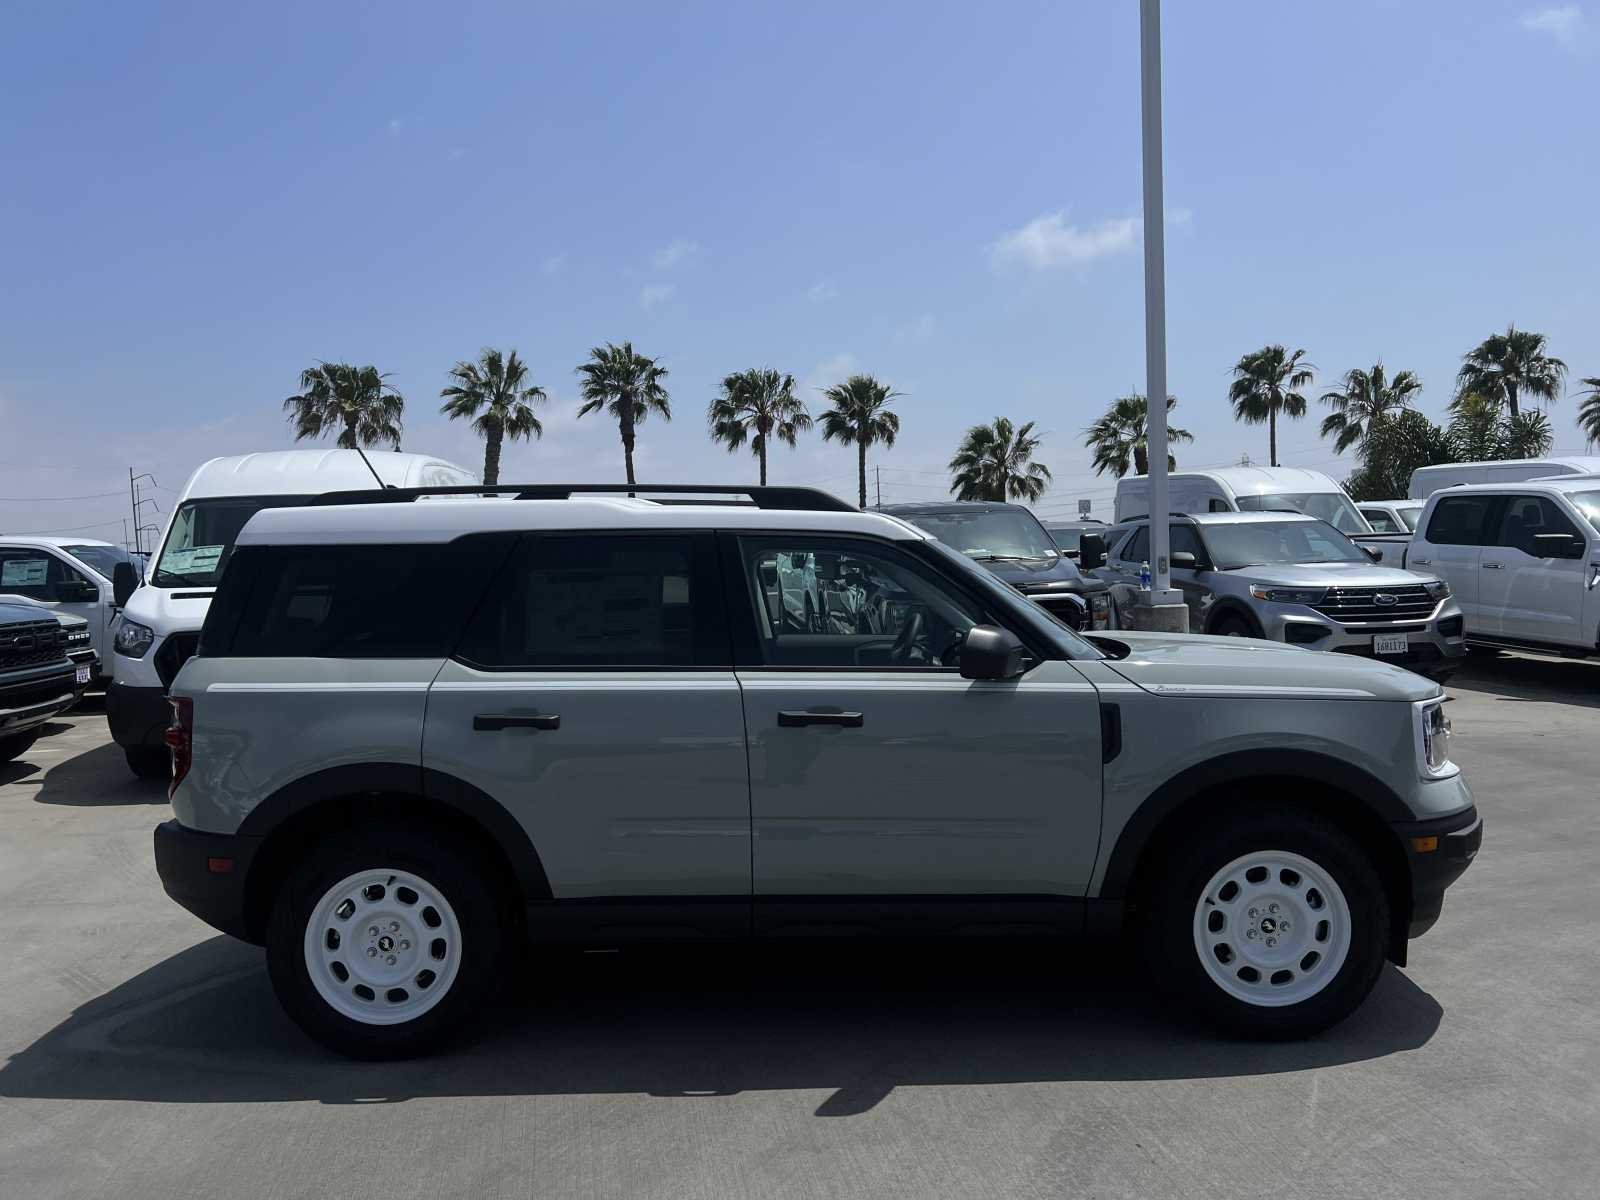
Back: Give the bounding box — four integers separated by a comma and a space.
0, 600, 80, 763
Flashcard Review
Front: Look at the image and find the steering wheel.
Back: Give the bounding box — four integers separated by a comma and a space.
890, 608, 927, 664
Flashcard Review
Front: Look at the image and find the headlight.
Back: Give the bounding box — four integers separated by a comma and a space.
1423, 579, 1450, 601
114, 621, 155, 659
1416, 699, 1457, 779
1248, 586, 1327, 604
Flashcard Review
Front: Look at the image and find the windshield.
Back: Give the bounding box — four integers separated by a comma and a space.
922, 539, 1102, 659
61, 543, 134, 580
1571, 492, 1600, 534
1397, 505, 1422, 531
1201, 520, 1371, 570
902, 509, 1059, 560
153, 496, 309, 587
1237, 491, 1368, 533
1045, 525, 1097, 553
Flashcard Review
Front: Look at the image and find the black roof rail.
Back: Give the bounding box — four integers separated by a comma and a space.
307, 483, 858, 513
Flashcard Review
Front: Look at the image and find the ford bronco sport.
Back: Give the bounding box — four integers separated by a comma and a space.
155, 484, 1481, 1058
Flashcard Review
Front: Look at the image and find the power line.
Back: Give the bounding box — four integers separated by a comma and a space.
4, 517, 128, 535
0, 489, 126, 502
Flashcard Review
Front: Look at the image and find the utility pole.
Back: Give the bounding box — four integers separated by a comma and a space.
128, 469, 139, 556
1132, 0, 1188, 632
875, 465, 882, 507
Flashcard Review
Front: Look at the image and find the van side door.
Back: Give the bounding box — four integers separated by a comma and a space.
1412, 495, 1498, 634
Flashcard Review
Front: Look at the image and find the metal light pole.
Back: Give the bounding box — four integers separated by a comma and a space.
1135, 0, 1188, 630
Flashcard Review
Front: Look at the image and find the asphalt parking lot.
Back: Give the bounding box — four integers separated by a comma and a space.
1, 653, 1596, 1200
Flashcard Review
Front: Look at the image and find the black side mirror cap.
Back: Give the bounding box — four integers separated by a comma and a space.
959, 624, 1027, 681
1078, 533, 1106, 571
112, 561, 139, 608
1171, 550, 1198, 570
1534, 532, 1586, 559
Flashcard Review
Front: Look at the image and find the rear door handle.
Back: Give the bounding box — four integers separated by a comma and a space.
778, 709, 864, 728
474, 713, 560, 732
1482, 561, 1504, 570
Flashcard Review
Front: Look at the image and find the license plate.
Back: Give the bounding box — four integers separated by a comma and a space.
1373, 634, 1408, 655
74, 664, 91, 685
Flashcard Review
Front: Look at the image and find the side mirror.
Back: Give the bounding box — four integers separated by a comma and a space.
112, 561, 139, 608
1171, 551, 1198, 570
1078, 533, 1106, 571
1534, 532, 1585, 559
57, 579, 98, 603
958, 624, 1027, 681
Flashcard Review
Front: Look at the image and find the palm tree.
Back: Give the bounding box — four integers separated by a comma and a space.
707, 368, 812, 485
1446, 393, 1508, 462
575, 342, 671, 486
1456, 326, 1566, 418
1501, 410, 1553, 459
948, 418, 1052, 502
1345, 410, 1454, 500
439, 348, 547, 485
818, 374, 900, 508
1577, 378, 1600, 447
1318, 363, 1422, 453
283, 362, 404, 449
1228, 345, 1314, 466
1083, 394, 1192, 477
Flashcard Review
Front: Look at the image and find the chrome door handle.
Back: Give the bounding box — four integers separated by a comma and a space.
1482, 561, 1505, 570
474, 713, 560, 731
1410, 557, 1430, 565
778, 709, 864, 728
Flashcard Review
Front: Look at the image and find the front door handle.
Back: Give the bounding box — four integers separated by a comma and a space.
1482, 561, 1505, 570
778, 709, 864, 728
474, 713, 561, 732
1410, 557, 1431, 565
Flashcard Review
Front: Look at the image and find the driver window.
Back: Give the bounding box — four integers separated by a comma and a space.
741, 539, 983, 669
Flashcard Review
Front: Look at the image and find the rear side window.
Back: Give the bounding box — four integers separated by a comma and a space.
202, 539, 511, 658
1425, 496, 1498, 546
456, 533, 727, 669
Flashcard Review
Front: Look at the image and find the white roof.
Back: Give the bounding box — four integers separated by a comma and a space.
1126, 511, 1319, 527
0, 535, 116, 549
238, 497, 929, 546
180, 450, 477, 499
1120, 465, 1344, 494
1427, 476, 1600, 498
1412, 456, 1600, 479
1359, 499, 1423, 508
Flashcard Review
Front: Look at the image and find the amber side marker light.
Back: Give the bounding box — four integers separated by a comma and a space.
1410, 836, 1439, 853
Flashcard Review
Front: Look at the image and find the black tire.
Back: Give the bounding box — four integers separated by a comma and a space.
1211, 614, 1256, 639
1143, 809, 1390, 1040
123, 746, 169, 779
266, 825, 504, 1060
0, 729, 41, 765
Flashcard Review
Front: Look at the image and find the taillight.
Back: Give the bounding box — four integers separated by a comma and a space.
165, 695, 193, 798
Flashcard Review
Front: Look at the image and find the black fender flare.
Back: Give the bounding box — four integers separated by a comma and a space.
237, 762, 552, 903
1097, 749, 1411, 900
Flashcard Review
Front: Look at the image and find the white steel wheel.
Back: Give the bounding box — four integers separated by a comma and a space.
303, 868, 464, 1026
1191, 849, 1352, 1008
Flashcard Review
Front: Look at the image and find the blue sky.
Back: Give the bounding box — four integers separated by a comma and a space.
2, 0, 1596, 539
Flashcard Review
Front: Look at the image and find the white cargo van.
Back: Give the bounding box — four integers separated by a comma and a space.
107, 450, 476, 777
1407, 457, 1600, 500
1114, 466, 1371, 533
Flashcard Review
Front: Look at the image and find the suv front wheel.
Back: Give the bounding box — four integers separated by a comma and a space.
266, 826, 503, 1059
1145, 810, 1390, 1039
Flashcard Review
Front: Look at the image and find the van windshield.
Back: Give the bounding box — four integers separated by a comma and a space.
899, 508, 1059, 561
1236, 491, 1367, 533
152, 496, 310, 587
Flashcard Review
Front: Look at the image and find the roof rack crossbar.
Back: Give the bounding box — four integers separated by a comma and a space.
307, 483, 858, 513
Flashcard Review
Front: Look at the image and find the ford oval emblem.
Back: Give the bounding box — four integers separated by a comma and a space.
1374, 593, 1397, 606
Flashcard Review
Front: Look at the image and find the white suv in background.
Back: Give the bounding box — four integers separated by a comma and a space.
1409, 477, 1600, 656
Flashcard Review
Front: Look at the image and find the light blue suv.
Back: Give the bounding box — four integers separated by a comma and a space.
153, 485, 1481, 1058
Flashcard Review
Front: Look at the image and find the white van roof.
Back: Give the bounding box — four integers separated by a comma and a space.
1407, 457, 1600, 499
1117, 465, 1344, 495
179, 450, 478, 500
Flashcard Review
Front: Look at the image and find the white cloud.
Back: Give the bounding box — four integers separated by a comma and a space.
807, 280, 838, 302
651, 238, 699, 270
990, 211, 1138, 270
386, 117, 405, 139
894, 314, 937, 344
639, 283, 676, 310
803, 352, 858, 396
1521, 5, 1586, 44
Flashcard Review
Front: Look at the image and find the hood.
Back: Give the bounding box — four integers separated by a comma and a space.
0, 599, 58, 625
1097, 631, 1441, 703
1217, 561, 1437, 588
120, 583, 214, 633
972, 554, 1102, 592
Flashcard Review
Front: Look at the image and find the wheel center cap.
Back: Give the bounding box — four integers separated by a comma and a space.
1259, 917, 1278, 935
377, 934, 395, 953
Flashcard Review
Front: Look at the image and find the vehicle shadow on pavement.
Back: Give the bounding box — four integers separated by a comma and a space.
30, 742, 169, 806
0, 935, 1442, 1114
1447, 651, 1600, 709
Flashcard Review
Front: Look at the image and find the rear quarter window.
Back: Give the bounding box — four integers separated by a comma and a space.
200, 538, 513, 658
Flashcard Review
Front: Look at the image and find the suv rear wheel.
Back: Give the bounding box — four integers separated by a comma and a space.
123, 746, 169, 780
266, 826, 503, 1059
1144, 810, 1389, 1038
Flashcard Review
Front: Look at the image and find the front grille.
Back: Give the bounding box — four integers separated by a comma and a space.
1030, 594, 1088, 630
0, 620, 68, 670
154, 632, 200, 688
1311, 585, 1435, 625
